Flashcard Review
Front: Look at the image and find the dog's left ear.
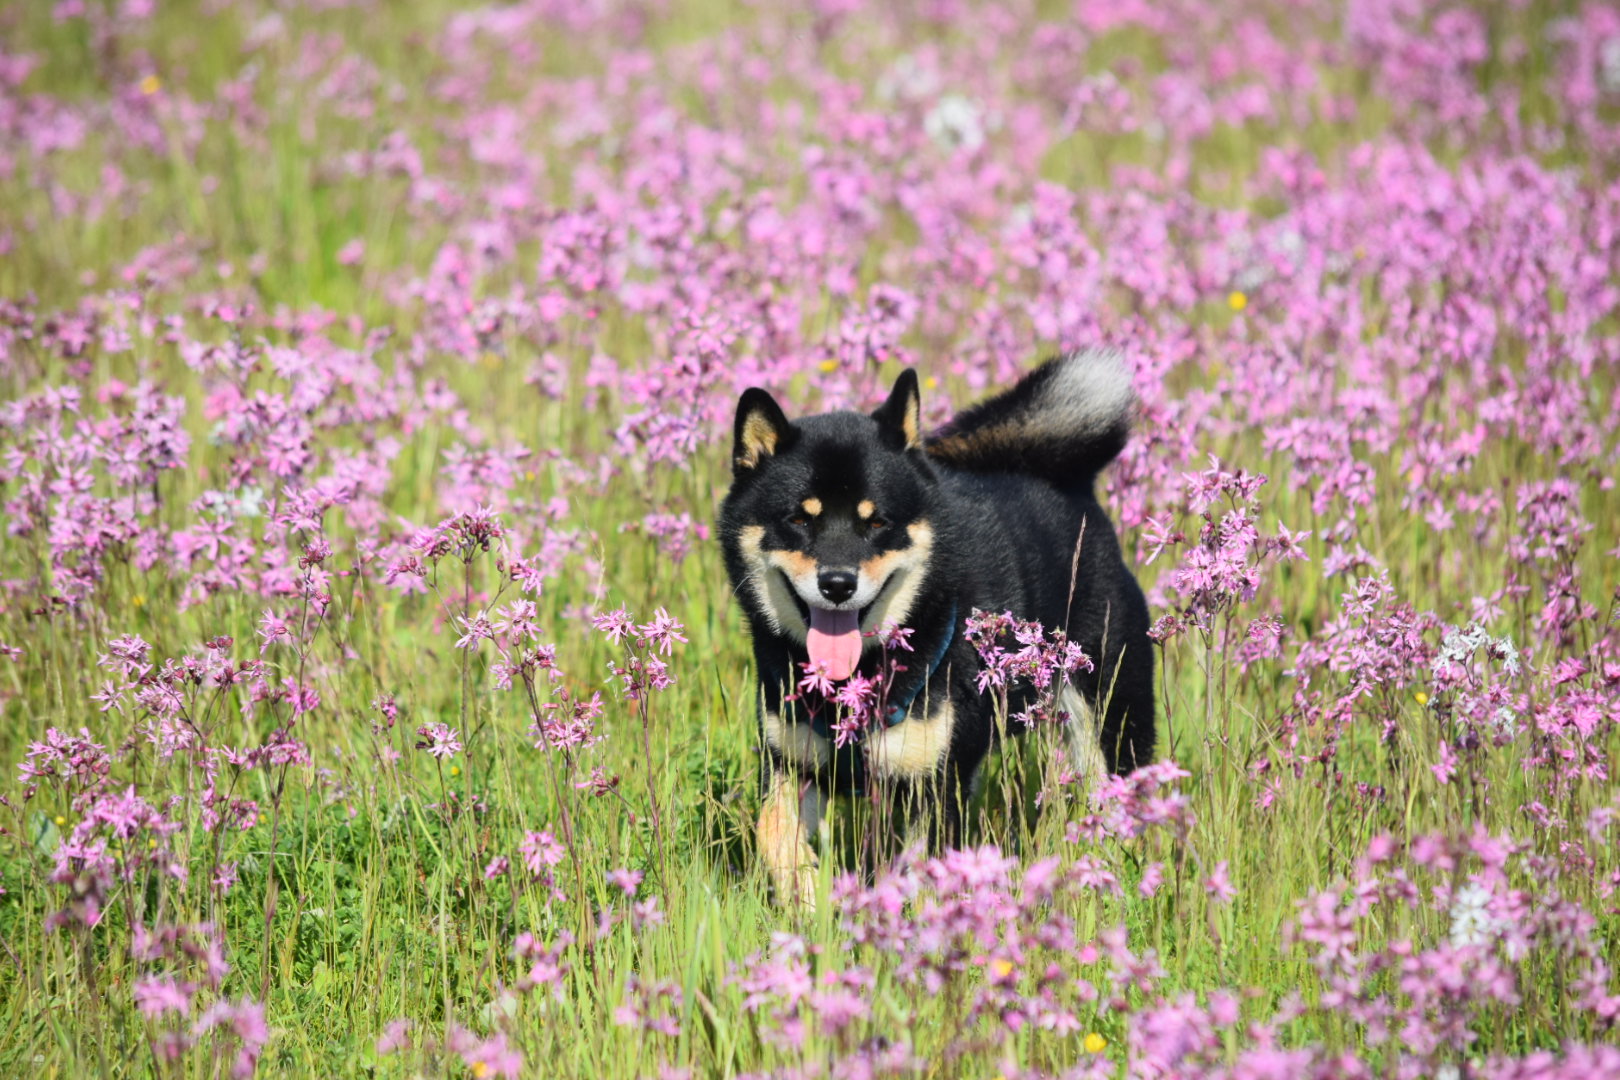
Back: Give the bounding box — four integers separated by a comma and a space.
872, 369, 923, 451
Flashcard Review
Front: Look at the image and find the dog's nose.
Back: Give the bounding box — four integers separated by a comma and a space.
817, 569, 857, 604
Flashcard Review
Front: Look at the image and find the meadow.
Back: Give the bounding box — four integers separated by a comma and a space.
1, 0, 1618, 1076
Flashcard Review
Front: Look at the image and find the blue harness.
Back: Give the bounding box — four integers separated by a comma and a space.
882, 602, 958, 727
795, 605, 958, 797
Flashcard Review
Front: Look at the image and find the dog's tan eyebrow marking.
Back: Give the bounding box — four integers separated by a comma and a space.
856, 500, 875, 519
801, 498, 822, 516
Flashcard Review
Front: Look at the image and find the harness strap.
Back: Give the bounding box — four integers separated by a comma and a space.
883, 601, 958, 727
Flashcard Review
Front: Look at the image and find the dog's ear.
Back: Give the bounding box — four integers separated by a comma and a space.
872, 369, 923, 451
734, 388, 793, 472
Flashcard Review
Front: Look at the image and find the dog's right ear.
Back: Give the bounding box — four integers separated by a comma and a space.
734, 388, 793, 473
872, 368, 922, 451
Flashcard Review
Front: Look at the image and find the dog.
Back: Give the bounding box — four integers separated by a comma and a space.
718, 349, 1155, 906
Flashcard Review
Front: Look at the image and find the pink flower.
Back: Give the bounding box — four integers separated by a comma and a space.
636, 607, 687, 655
414, 723, 462, 760
592, 607, 635, 644
797, 660, 837, 699
1432, 740, 1459, 785
256, 611, 293, 654
607, 868, 643, 896
519, 830, 565, 876
192, 998, 269, 1079
133, 976, 193, 1017
375, 1019, 413, 1055
1204, 861, 1237, 905
458, 1030, 522, 1078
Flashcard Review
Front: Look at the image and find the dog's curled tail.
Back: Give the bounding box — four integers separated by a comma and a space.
925, 348, 1135, 492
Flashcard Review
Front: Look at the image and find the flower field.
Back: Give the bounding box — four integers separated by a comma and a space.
2, 0, 1618, 1076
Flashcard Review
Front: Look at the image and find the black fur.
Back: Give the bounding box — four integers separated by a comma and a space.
719, 351, 1155, 860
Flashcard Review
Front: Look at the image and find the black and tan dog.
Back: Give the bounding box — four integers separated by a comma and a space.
719, 350, 1154, 905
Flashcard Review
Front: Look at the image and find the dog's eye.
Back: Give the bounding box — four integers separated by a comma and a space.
868, 517, 888, 531
787, 514, 810, 528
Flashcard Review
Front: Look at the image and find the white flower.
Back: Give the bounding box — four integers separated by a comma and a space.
877, 54, 942, 103
1435, 623, 1491, 674
1448, 882, 1505, 947
1601, 38, 1620, 93
236, 485, 266, 519
924, 95, 985, 153
195, 485, 265, 520
1492, 634, 1520, 676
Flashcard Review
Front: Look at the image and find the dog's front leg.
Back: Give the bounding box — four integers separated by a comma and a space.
868, 699, 971, 856
756, 767, 824, 910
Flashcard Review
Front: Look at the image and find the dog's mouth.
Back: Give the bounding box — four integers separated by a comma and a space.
783, 587, 876, 626
781, 572, 886, 681
781, 576, 881, 623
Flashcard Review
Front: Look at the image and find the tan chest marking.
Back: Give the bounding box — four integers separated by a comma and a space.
868, 699, 955, 779
762, 709, 831, 769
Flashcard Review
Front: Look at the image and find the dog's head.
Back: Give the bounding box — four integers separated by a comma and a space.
719, 371, 937, 680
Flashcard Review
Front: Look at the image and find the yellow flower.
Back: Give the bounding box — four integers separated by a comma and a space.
524, 470, 537, 482
139, 74, 161, 96
148, 838, 158, 850
471, 1063, 489, 1079
989, 958, 1014, 978
450, 765, 461, 777
924, 376, 939, 390
54, 815, 67, 827
1414, 691, 1430, 706
818, 358, 839, 373
132, 594, 146, 608
1227, 290, 1248, 312
1084, 1032, 1108, 1054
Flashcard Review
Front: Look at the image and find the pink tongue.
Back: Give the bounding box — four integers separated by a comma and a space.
807, 608, 863, 681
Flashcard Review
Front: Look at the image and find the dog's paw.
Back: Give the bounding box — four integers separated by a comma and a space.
767, 853, 819, 912
788, 859, 819, 913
